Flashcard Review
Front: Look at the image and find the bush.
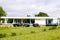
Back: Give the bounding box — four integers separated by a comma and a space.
0, 34, 6, 38
20, 33, 23, 35
57, 36, 60, 39
11, 32, 16, 36
31, 31, 35, 33
43, 29, 46, 31
49, 26, 57, 30
58, 27, 60, 28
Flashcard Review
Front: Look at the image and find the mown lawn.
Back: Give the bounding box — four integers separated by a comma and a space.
0, 26, 60, 40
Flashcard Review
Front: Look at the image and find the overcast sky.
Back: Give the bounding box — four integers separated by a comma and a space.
0, 0, 60, 17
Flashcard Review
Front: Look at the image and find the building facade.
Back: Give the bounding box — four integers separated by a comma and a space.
0, 17, 59, 26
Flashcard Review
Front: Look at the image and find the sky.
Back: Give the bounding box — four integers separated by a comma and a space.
0, 0, 60, 17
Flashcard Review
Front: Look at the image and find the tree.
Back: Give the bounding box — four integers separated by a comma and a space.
0, 7, 6, 17
0, 6, 6, 23
35, 12, 49, 17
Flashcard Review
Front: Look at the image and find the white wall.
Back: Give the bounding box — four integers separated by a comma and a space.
52, 19, 58, 24
35, 19, 46, 25
35, 19, 58, 26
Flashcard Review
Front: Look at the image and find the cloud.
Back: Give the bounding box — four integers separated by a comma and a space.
0, 0, 60, 17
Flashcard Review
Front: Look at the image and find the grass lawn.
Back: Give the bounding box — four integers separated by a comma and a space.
0, 26, 60, 40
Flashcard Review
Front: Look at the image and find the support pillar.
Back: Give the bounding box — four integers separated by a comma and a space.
30, 19, 31, 25
57, 18, 59, 25
4, 18, 7, 24
13, 19, 15, 24
47, 19, 48, 24
21, 19, 23, 23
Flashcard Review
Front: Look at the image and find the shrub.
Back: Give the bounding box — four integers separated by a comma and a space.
20, 33, 23, 35
43, 29, 46, 31
0, 34, 6, 38
58, 27, 60, 28
49, 26, 57, 30
11, 32, 16, 36
57, 36, 60, 39
31, 30, 35, 33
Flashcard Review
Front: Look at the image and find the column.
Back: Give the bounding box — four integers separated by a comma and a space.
46, 19, 48, 24
13, 19, 15, 24
1, 20, 2, 23
4, 18, 7, 24
21, 19, 23, 23
57, 18, 59, 25
30, 19, 31, 26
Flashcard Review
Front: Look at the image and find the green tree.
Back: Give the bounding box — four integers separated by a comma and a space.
0, 6, 6, 23
35, 12, 49, 17
0, 7, 6, 17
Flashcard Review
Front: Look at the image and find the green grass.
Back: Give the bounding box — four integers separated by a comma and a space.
0, 26, 60, 40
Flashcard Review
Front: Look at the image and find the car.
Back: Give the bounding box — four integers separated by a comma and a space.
13, 22, 22, 27
22, 23, 30, 27
46, 23, 58, 26
33, 23, 39, 27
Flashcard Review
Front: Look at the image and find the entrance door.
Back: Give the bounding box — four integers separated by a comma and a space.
46, 19, 53, 25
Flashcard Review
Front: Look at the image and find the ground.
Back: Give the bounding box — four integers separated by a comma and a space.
0, 26, 60, 40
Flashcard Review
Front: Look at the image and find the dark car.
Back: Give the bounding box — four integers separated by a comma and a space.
33, 23, 39, 27
13, 22, 22, 27
22, 23, 30, 27
46, 23, 58, 26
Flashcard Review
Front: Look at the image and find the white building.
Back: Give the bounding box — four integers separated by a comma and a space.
0, 17, 59, 26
